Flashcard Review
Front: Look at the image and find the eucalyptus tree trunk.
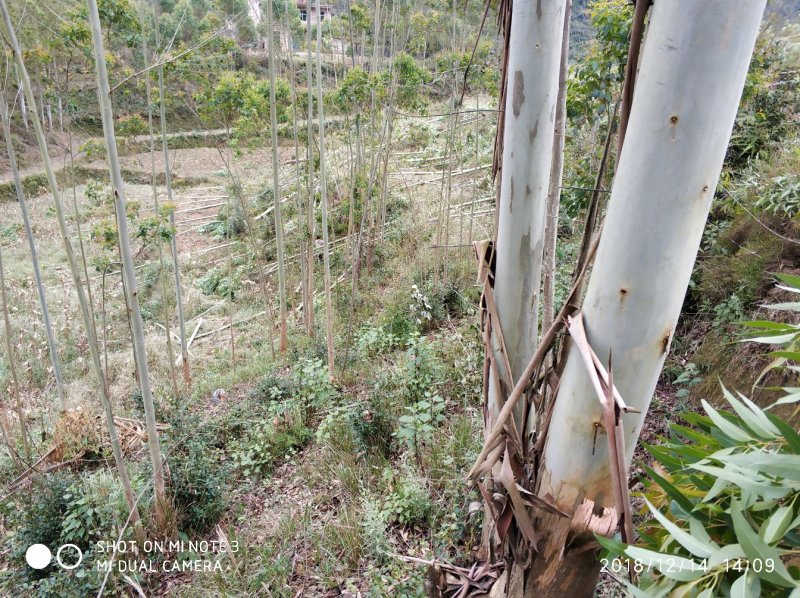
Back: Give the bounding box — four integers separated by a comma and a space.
0, 95, 66, 412
316, 0, 335, 373
266, 0, 288, 353
86, 0, 169, 530
0, 0, 146, 544
541, 0, 571, 333
0, 247, 31, 462
528, 1, 766, 593
487, 0, 564, 440
154, 2, 190, 387
305, 13, 316, 337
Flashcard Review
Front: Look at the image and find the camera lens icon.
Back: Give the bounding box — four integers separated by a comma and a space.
56, 544, 83, 570
25, 544, 83, 570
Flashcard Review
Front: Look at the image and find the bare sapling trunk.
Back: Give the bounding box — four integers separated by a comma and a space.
541, 0, 571, 334
0, 0, 146, 544
305, 10, 316, 337
266, 0, 288, 353
86, 0, 170, 531
0, 247, 31, 462
0, 95, 66, 412
316, 0, 335, 373
154, 2, 190, 388
138, 0, 179, 400
18, 81, 27, 129
286, 27, 308, 341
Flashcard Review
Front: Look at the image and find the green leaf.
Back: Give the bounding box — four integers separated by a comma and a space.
764, 302, 800, 311
595, 532, 627, 557
641, 464, 695, 514
745, 332, 800, 345
769, 389, 800, 409
643, 498, 717, 557
731, 570, 761, 598
760, 505, 794, 544
764, 412, 800, 453
701, 400, 753, 442
692, 464, 791, 500
775, 272, 800, 288
731, 499, 798, 588
721, 387, 779, 439
670, 424, 714, 446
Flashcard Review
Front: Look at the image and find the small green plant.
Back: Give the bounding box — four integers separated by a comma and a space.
350, 400, 395, 456
248, 371, 295, 403
356, 324, 402, 355
708, 292, 747, 330
755, 175, 800, 217
402, 333, 441, 402
292, 357, 338, 409
198, 266, 240, 298
395, 391, 445, 454
409, 284, 433, 327
115, 113, 148, 136
380, 468, 432, 527
79, 139, 106, 161
741, 273, 800, 393
674, 362, 704, 400
167, 414, 229, 534
231, 419, 310, 478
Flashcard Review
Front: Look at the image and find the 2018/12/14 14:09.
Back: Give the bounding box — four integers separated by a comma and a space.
600, 557, 777, 575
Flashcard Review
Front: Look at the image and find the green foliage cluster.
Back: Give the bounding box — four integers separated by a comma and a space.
600, 386, 800, 597
196, 71, 292, 138
231, 418, 311, 478
167, 415, 230, 534
566, 0, 631, 123
603, 279, 800, 596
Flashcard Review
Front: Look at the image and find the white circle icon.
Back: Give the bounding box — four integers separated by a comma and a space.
25, 544, 52, 569
56, 544, 83, 570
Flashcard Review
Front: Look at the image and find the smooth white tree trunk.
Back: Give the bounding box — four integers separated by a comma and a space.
489, 0, 564, 428
86, 0, 169, 528
539, 0, 766, 512
541, 0, 571, 333
154, 1, 190, 387
18, 84, 27, 129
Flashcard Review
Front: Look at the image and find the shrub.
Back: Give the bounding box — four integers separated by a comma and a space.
351, 400, 395, 457
292, 358, 338, 409
394, 391, 446, 454
380, 468, 432, 527
248, 371, 296, 403
79, 139, 106, 162
231, 419, 310, 478
116, 114, 148, 136
167, 415, 229, 534
599, 386, 800, 596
